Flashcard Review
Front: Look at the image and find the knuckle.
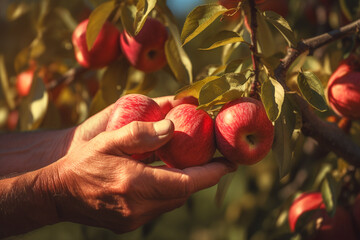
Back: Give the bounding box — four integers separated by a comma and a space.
127, 121, 145, 143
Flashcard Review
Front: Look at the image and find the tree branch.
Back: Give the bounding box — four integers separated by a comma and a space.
274, 19, 360, 166
45, 66, 87, 91
248, 0, 261, 98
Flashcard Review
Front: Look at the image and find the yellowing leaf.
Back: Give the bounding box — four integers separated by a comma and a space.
263, 11, 296, 47
199, 30, 247, 50
261, 76, 284, 122
86, 1, 116, 50
181, 4, 228, 46
165, 35, 193, 84
297, 71, 327, 112
175, 75, 220, 100
135, 0, 157, 35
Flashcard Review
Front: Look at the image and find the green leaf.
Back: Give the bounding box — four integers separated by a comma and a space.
100, 57, 129, 105
261, 76, 284, 122
297, 71, 327, 112
175, 75, 220, 100
159, 6, 193, 84
19, 75, 49, 131
86, 1, 116, 51
181, 4, 228, 46
225, 58, 252, 74
134, 0, 157, 35
199, 30, 247, 50
120, 3, 137, 37
165, 35, 193, 84
263, 11, 296, 47
255, 10, 277, 57
271, 94, 301, 178
0, 55, 15, 110
198, 73, 247, 109
321, 173, 341, 217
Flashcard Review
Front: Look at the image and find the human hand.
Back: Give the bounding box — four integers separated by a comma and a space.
66, 95, 197, 155
49, 116, 235, 233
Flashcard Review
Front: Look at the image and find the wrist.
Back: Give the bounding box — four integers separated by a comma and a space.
0, 166, 60, 238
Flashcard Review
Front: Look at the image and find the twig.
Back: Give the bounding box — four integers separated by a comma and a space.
274, 19, 360, 166
248, 0, 261, 98
45, 66, 87, 90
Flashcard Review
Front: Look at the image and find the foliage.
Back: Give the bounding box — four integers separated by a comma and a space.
1, 0, 360, 239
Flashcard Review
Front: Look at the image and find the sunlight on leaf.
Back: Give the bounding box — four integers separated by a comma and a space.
181, 4, 228, 46
86, 1, 116, 50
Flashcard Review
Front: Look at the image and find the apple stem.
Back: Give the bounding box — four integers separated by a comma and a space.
248, 0, 261, 100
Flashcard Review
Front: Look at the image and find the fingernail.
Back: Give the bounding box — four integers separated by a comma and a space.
154, 119, 173, 136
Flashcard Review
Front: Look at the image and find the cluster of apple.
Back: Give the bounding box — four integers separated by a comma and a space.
72, 17, 168, 73
106, 94, 274, 169
288, 192, 360, 240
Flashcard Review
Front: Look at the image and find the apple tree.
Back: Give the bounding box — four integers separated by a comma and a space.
1, 0, 360, 239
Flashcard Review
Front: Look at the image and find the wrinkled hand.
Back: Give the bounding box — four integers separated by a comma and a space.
48, 95, 234, 233
66, 95, 197, 154
51, 118, 234, 233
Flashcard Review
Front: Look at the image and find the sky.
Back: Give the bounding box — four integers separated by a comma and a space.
167, 0, 204, 19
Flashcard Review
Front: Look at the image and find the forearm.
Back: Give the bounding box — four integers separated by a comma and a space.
0, 165, 59, 238
0, 128, 75, 177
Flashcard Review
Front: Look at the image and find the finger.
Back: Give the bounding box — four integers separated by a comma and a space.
183, 158, 237, 193
143, 158, 236, 199
98, 119, 174, 156
154, 96, 198, 115
78, 103, 115, 140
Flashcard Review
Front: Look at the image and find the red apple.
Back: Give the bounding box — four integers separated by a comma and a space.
289, 192, 325, 232
119, 18, 168, 73
72, 19, 120, 69
16, 69, 34, 97
106, 94, 165, 160
215, 97, 274, 165
156, 104, 215, 169
327, 55, 360, 120
288, 192, 357, 240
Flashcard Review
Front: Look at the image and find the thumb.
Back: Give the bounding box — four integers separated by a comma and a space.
100, 119, 174, 156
